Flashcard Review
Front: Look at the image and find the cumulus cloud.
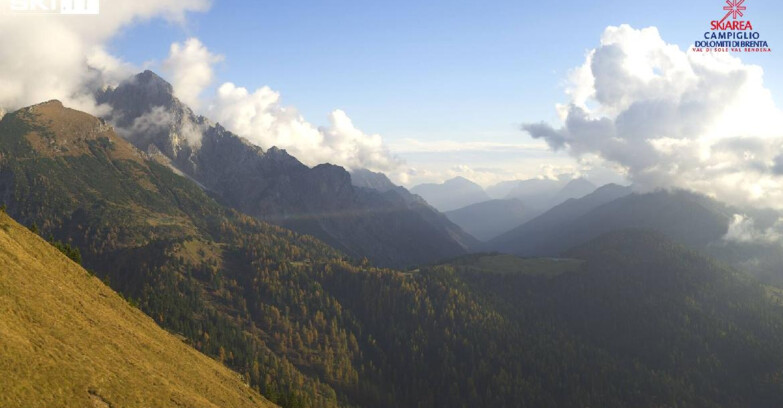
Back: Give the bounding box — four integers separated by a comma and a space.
381, 139, 606, 187
210, 82, 402, 173
158, 38, 404, 175
320, 109, 403, 172
0, 0, 210, 113
118, 106, 205, 149
0, 2, 401, 178
163, 38, 222, 109
724, 214, 783, 245
525, 25, 783, 209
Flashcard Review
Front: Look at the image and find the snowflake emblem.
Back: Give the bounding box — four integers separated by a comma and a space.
720, 0, 747, 23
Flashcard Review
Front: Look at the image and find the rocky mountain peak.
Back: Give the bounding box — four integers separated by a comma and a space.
131, 70, 175, 99
96, 71, 180, 129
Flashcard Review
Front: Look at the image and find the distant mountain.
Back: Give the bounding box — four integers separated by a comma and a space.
490, 183, 633, 253
550, 178, 597, 205
503, 178, 564, 207
504, 177, 596, 211
485, 179, 524, 199
489, 187, 733, 257
95, 71, 474, 267
445, 198, 531, 241
410, 176, 491, 212
0, 211, 273, 408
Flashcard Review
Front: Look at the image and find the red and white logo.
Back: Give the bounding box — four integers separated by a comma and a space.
721, 0, 747, 22
694, 0, 770, 53
712, 0, 752, 30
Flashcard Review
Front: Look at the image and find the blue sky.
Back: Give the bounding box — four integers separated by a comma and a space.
106, 0, 783, 186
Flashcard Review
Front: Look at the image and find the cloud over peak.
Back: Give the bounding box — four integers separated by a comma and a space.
163, 38, 223, 109
160, 39, 404, 175
0, 0, 210, 113
526, 24, 783, 210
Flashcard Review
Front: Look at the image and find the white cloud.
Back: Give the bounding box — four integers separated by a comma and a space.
394, 142, 628, 188
0, 0, 210, 113
320, 109, 403, 173
118, 106, 204, 149
0, 3, 402, 179
163, 38, 222, 109
724, 214, 783, 245
525, 25, 783, 210
157, 38, 405, 176
209, 82, 403, 174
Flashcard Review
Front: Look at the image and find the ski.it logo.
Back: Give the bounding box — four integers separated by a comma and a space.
711, 0, 751, 30
10, 0, 99, 15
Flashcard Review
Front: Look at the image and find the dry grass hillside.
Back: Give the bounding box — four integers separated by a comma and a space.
0, 211, 276, 408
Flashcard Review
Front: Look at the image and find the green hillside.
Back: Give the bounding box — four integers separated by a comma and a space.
0, 211, 274, 408
444, 231, 783, 407
3, 101, 783, 407
0, 101, 351, 407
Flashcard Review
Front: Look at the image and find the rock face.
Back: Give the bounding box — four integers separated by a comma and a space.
410, 177, 492, 212
96, 71, 475, 267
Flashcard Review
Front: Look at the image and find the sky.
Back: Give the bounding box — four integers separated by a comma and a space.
100, 0, 783, 187
1, 0, 783, 210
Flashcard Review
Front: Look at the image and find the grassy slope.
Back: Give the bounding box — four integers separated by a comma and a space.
0, 212, 275, 408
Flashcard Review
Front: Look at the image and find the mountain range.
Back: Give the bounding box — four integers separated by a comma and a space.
444, 198, 531, 241
0, 100, 351, 406
489, 183, 635, 254
504, 177, 597, 210
490, 186, 736, 257
94, 70, 475, 268
487, 184, 783, 284
3, 77, 783, 407
410, 176, 491, 212
429, 177, 599, 241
